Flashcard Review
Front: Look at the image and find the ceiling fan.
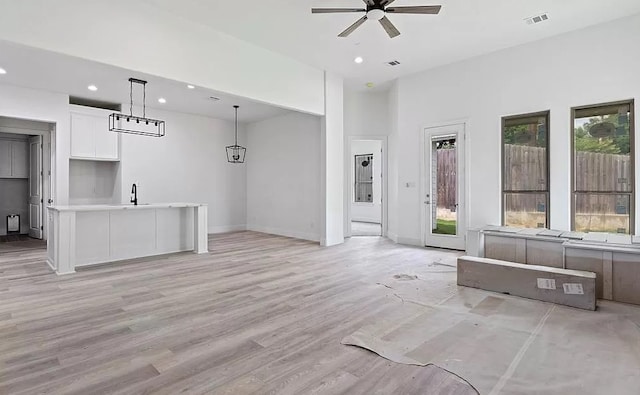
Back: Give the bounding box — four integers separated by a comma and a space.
312, 0, 442, 38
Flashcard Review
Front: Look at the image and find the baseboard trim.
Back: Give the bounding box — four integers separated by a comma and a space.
387, 231, 398, 243
397, 236, 423, 247
247, 224, 320, 243
46, 258, 57, 272
352, 218, 382, 224
208, 224, 246, 234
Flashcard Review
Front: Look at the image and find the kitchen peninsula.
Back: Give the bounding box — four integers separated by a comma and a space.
46, 203, 208, 274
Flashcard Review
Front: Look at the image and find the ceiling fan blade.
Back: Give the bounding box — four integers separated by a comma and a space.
362, 0, 376, 5
385, 5, 442, 14
338, 15, 368, 37
312, 8, 366, 14
379, 16, 400, 38
380, 0, 397, 5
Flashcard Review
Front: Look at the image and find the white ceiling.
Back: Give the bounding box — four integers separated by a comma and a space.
0, 40, 291, 123
144, 0, 640, 90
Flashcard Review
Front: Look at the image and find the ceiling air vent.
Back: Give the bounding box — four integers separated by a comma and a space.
525, 13, 549, 25
387, 60, 401, 66
208, 96, 221, 102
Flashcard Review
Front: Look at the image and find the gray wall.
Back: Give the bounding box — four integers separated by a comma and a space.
0, 178, 29, 235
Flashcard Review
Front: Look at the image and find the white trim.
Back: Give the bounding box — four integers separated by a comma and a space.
247, 224, 320, 242
208, 224, 246, 234
345, 135, 388, 238
387, 230, 398, 243
46, 258, 56, 272
397, 236, 423, 247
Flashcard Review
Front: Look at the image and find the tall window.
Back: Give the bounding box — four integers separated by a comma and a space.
502, 112, 550, 228
354, 154, 373, 203
572, 100, 634, 234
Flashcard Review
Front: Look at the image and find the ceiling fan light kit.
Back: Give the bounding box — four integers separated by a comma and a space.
109, 78, 166, 137
312, 0, 442, 38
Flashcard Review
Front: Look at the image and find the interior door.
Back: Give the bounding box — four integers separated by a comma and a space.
424, 124, 465, 250
28, 135, 43, 239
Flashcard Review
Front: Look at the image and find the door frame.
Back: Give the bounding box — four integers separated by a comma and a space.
420, 121, 468, 250
0, 121, 54, 240
345, 136, 388, 238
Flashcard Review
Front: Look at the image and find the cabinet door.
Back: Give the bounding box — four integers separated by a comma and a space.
94, 116, 119, 160
70, 113, 96, 158
11, 140, 29, 178
0, 139, 11, 177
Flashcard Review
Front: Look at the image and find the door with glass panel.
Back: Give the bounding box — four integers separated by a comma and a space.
424, 124, 466, 250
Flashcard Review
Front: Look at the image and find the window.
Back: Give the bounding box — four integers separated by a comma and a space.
502, 111, 550, 228
572, 100, 634, 234
354, 154, 373, 203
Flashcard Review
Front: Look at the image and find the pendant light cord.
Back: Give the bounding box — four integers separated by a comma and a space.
143, 83, 146, 119
129, 79, 133, 117
234, 105, 239, 145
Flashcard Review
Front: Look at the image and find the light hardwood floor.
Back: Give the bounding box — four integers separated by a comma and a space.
0, 231, 475, 394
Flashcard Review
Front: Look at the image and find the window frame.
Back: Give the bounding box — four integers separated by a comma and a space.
501, 110, 551, 228
570, 99, 635, 234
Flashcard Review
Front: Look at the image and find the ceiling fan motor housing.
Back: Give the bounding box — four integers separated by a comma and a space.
367, 8, 385, 21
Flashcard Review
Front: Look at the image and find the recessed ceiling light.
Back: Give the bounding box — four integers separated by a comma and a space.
158, 98, 167, 104
187, 84, 195, 89
354, 56, 364, 64
0, 67, 6, 75
87, 85, 98, 91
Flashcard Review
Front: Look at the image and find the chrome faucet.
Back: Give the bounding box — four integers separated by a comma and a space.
131, 183, 138, 206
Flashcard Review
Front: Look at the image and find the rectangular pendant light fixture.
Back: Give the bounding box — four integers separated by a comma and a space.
109, 78, 166, 137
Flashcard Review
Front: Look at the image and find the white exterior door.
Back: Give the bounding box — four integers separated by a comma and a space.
423, 124, 466, 250
28, 135, 43, 239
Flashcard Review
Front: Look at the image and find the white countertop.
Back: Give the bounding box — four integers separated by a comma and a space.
47, 203, 207, 212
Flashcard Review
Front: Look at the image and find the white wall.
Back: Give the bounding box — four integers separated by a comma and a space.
246, 112, 321, 241
321, 72, 345, 246
351, 140, 382, 224
69, 161, 119, 205
344, 91, 390, 137
0, 0, 324, 115
391, 13, 640, 244
119, 107, 247, 233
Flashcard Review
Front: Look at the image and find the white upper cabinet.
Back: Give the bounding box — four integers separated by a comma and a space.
11, 140, 29, 178
70, 105, 119, 161
0, 138, 29, 178
0, 139, 11, 177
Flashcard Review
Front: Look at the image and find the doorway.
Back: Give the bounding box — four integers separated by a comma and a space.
423, 124, 466, 250
347, 138, 386, 237
0, 117, 53, 244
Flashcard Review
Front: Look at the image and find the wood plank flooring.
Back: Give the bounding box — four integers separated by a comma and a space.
0, 231, 475, 394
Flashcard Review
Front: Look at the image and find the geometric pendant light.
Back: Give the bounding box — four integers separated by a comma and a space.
226, 105, 246, 163
109, 78, 166, 137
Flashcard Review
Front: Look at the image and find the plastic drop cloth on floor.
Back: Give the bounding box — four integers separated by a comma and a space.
343, 269, 640, 395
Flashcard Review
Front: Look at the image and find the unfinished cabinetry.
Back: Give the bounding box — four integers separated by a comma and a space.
484, 231, 564, 268
612, 252, 640, 305
564, 242, 640, 303
564, 247, 606, 299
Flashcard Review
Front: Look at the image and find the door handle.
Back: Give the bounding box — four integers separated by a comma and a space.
424, 201, 431, 205
48, 199, 53, 204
